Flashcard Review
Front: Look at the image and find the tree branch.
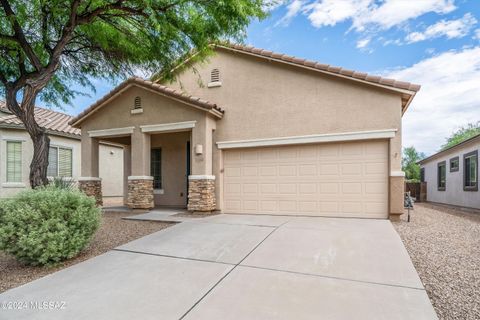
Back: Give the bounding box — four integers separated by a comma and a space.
0, 0, 43, 70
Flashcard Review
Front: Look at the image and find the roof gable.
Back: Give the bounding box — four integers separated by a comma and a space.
70, 77, 223, 127
213, 44, 420, 113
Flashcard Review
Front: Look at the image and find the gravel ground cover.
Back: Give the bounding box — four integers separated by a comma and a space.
393, 203, 480, 320
0, 211, 173, 293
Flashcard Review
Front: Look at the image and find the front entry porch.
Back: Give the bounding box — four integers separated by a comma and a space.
78, 120, 216, 212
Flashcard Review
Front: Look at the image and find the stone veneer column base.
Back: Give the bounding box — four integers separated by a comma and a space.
78, 177, 103, 206
188, 175, 216, 212
389, 174, 405, 221
127, 176, 154, 209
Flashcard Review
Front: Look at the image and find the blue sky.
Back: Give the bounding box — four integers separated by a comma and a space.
59, 0, 480, 155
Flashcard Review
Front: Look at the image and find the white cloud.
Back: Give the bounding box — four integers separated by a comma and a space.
277, 0, 458, 50
474, 28, 480, 40
356, 38, 370, 48
305, 0, 369, 28
405, 13, 477, 43
385, 46, 480, 155
353, 0, 456, 31
287, 0, 456, 31
276, 0, 305, 26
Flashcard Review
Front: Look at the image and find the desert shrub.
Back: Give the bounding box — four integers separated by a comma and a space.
0, 186, 101, 266
50, 176, 77, 190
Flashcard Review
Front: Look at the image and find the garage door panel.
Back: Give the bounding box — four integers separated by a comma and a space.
320, 164, 340, 175
279, 165, 297, 176
260, 200, 277, 212
259, 166, 276, 176
243, 200, 258, 211
299, 183, 317, 194
299, 164, 317, 176
223, 141, 388, 218
242, 183, 258, 194
341, 163, 362, 175
279, 200, 297, 212
318, 144, 339, 157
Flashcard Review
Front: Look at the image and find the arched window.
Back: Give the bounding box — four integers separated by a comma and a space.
134, 96, 141, 109
211, 68, 220, 83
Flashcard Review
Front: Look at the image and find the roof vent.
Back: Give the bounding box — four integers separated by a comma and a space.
208, 69, 222, 88
131, 96, 143, 115
134, 96, 141, 109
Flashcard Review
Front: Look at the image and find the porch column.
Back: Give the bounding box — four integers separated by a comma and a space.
188, 117, 216, 212
123, 145, 131, 205
78, 135, 103, 206
127, 129, 154, 209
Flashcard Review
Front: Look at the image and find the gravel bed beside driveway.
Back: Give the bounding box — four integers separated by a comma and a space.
393, 203, 480, 320
0, 211, 173, 293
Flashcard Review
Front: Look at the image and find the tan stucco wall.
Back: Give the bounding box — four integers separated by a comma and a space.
151, 131, 190, 207
75, 49, 406, 215
0, 128, 122, 198
78, 86, 214, 177
169, 49, 404, 213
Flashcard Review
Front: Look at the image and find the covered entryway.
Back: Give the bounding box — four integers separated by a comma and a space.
222, 140, 389, 218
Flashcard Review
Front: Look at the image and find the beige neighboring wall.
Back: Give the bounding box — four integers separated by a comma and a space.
168, 49, 405, 213
99, 143, 124, 197
0, 128, 81, 198
0, 127, 123, 198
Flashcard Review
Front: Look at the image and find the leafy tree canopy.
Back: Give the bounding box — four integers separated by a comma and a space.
441, 122, 480, 151
0, 0, 268, 187
402, 146, 426, 182
0, 0, 267, 106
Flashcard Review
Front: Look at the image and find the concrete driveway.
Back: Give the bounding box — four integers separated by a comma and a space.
0, 214, 437, 320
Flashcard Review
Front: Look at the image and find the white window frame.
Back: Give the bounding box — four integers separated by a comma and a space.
5, 140, 23, 183
47, 145, 73, 178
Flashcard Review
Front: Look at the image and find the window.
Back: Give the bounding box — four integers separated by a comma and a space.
450, 156, 459, 172
6, 141, 22, 182
151, 148, 162, 189
47, 146, 73, 177
210, 68, 220, 82
437, 161, 446, 191
420, 168, 425, 182
464, 150, 478, 191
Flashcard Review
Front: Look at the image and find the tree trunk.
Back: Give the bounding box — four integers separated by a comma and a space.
5, 87, 50, 188
29, 129, 50, 188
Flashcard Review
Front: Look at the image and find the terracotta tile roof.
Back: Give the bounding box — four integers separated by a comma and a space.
70, 77, 223, 126
217, 43, 421, 93
0, 100, 80, 137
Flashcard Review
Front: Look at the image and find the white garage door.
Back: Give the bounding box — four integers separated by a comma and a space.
223, 140, 389, 218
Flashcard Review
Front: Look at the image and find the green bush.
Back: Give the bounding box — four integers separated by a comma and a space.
0, 186, 101, 266
50, 176, 77, 190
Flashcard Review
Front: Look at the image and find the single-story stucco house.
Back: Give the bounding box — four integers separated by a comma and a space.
418, 133, 479, 210
70, 44, 420, 220
0, 101, 123, 199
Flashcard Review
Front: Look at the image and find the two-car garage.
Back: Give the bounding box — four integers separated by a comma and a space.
222, 140, 389, 219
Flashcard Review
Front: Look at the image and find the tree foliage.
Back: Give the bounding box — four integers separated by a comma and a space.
441, 122, 480, 151
0, 0, 267, 187
402, 146, 426, 182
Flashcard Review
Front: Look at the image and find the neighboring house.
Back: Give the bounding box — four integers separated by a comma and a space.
418, 133, 479, 210
70, 44, 420, 220
0, 101, 123, 199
